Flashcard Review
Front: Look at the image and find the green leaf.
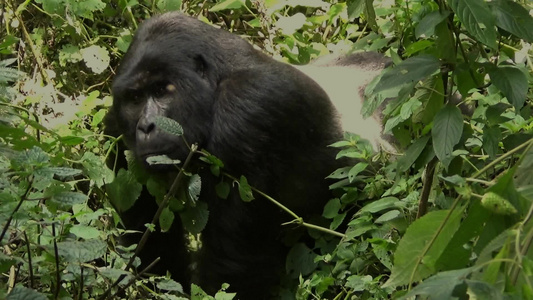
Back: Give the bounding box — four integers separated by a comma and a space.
488, 66, 528, 110
383, 209, 462, 288
397, 136, 430, 172
238, 176, 254, 202
286, 243, 317, 278
348, 162, 368, 182
323, 198, 341, 219
51, 192, 88, 207
210, 0, 245, 12
415, 10, 450, 38
81, 152, 114, 187
374, 55, 440, 93
448, 0, 497, 49
188, 174, 202, 204
146, 155, 181, 166
160, 207, 175, 232
55, 239, 107, 263
401, 268, 474, 300
490, 0, 533, 43
46, 167, 83, 178
357, 197, 398, 215
180, 201, 209, 234
107, 169, 142, 212
346, 275, 372, 291
70, 224, 100, 239
154, 116, 184, 136
7, 286, 47, 300
466, 280, 504, 300
347, 0, 365, 19
432, 105, 463, 168
215, 181, 230, 199
375, 210, 401, 223
157, 0, 182, 12
157, 279, 184, 292
482, 126, 501, 158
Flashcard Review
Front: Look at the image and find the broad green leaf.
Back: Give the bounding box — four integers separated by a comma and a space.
70, 224, 100, 239
51, 192, 88, 207
383, 209, 462, 288
374, 55, 440, 93
155, 116, 184, 136
397, 136, 430, 172
7, 286, 47, 300
323, 198, 341, 219
238, 176, 254, 202
415, 10, 450, 38
488, 66, 528, 110
448, 0, 497, 49
146, 155, 181, 166
482, 126, 501, 158
357, 197, 398, 215
347, 0, 365, 19
286, 243, 317, 278
348, 162, 368, 182
466, 280, 504, 300
81, 152, 114, 187
490, 0, 533, 42
436, 201, 490, 270
401, 268, 475, 300
346, 275, 372, 291
160, 207, 175, 232
215, 181, 230, 199
210, 0, 245, 12
432, 105, 463, 168
157, 279, 184, 292
364, 0, 377, 31
107, 168, 142, 212
375, 210, 401, 223
55, 239, 107, 263
46, 167, 82, 178
180, 201, 209, 234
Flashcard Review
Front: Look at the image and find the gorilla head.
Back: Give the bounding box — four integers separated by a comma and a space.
106, 12, 388, 299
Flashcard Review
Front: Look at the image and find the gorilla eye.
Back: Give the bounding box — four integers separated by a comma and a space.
151, 81, 175, 98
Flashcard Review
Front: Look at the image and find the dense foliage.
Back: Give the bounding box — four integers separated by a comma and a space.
0, 0, 532, 299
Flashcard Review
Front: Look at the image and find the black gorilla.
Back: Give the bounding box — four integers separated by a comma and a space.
105, 12, 388, 298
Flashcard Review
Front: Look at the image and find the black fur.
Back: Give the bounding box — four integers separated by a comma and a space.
105, 12, 349, 298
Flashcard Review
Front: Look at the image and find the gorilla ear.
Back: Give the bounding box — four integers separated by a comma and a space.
194, 54, 208, 77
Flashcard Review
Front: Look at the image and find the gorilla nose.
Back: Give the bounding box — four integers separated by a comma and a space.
137, 119, 156, 134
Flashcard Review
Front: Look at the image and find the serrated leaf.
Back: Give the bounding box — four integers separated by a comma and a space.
188, 174, 201, 204
51, 192, 88, 207
180, 201, 209, 234
160, 207, 175, 232
374, 55, 440, 93
7, 286, 47, 300
55, 239, 107, 263
401, 268, 474, 300
490, 0, 533, 43
416, 10, 450, 38
238, 176, 254, 202
448, 0, 497, 49
383, 209, 462, 288
107, 169, 142, 212
81, 152, 114, 187
432, 105, 463, 168
157, 279, 184, 292
488, 66, 528, 110
155, 116, 184, 136
46, 167, 83, 178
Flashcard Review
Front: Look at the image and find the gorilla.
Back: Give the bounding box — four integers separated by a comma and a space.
105, 12, 390, 298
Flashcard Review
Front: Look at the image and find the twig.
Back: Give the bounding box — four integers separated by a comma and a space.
417, 157, 438, 219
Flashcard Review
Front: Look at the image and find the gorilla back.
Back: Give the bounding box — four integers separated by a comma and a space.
106, 12, 346, 298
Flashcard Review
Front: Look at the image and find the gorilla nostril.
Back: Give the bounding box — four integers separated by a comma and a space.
137, 120, 156, 134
